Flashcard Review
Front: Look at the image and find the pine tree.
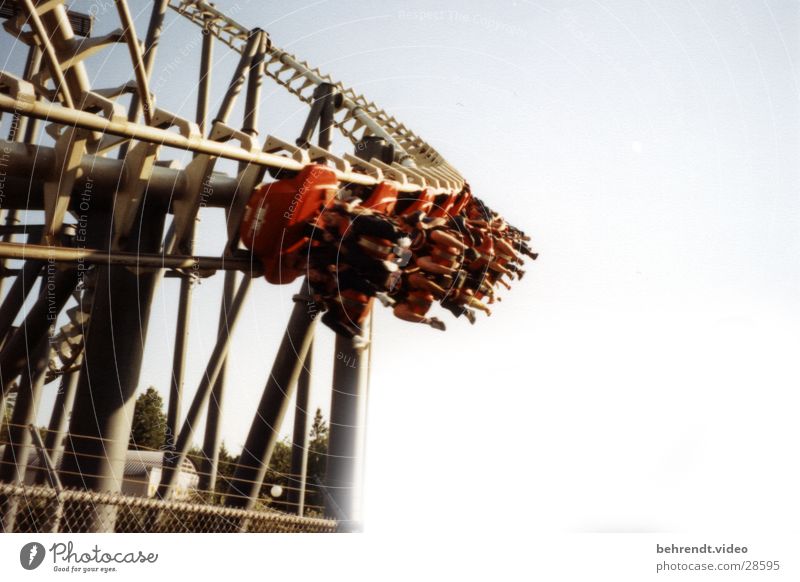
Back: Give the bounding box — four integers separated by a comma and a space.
129, 387, 167, 450
310, 408, 328, 444
306, 408, 329, 511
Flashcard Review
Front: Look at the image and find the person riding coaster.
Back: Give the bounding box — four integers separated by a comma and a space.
320, 289, 374, 342
317, 197, 412, 265
308, 196, 412, 338
391, 285, 446, 331
407, 271, 489, 324
242, 170, 536, 337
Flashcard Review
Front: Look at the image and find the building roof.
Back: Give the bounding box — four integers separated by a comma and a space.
0, 445, 197, 477
122, 449, 198, 477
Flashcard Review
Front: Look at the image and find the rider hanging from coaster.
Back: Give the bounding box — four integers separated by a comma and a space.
309, 194, 411, 336
391, 275, 446, 331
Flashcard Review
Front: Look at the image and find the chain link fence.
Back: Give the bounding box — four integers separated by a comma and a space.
0, 483, 338, 533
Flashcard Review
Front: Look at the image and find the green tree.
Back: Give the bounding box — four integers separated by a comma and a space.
260, 408, 329, 513
183, 409, 331, 513
216, 442, 237, 490
262, 437, 292, 510
269, 438, 292, 475
305, 408, 329, 513
186, 441, 238, 502
129, 387, 167, 450
307, 407, 328, 478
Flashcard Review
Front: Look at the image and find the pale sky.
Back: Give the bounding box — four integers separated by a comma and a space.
2, 0, 799, 535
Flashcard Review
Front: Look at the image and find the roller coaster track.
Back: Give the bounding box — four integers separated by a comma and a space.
167, 0, 459, 175
0, 0, 478, 532
0, 0, 463, 379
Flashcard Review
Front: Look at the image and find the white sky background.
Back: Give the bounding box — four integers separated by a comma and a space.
2, 0, 799, 538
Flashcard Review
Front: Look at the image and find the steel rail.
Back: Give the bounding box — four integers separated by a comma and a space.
166, 0, 462, 181
0, 241, 261, 273
0, 93, 430, 194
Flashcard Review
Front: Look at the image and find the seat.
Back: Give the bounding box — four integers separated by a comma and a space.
396, 188, 435, 216
240, 164, 339, 284
450, 187, 472, 216
361, 182, 398, 214
428, 191, 457, 218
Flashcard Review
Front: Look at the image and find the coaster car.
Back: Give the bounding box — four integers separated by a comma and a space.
240, 164, 339, 284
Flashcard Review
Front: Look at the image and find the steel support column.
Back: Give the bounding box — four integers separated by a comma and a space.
198, 270, 237, 493
0, 259, 44, 347
287, 342, 313, 516
0, 44, 42, 301
167, 271, 192, 451
166, 14, 214, 451
0, 337, 49, 481
0, 338, 49, 532
318, 84, 338, 151
325, 327, 370, 530
157, 277, 252, 499
213, 29, 263, 126
34, 368, 80, 484
280, 84, 339, 514
225, 296, 318, 510
118, 0, 169, 158
58, 208, 166, 532
242, 30, 267, 139
4, 44, 41, 142
195, 14, 214, 137
0, 266, 79, 391
197, 26, 265, 494
0, 210, 21, 300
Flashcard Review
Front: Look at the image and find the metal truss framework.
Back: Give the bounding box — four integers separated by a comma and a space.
0, 0, 467, 532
